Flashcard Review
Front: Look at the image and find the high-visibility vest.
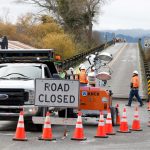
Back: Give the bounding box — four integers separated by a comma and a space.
131, 75, 140, 88
79, 70, 88, 84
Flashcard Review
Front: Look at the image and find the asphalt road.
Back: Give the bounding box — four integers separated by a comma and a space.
75, 42, 146, 99
107, 43, 146, 99
0, 100, 149, 150
0, 42, 148, 149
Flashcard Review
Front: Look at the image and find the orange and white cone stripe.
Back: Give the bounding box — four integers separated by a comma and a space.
13, 111, 27, 141
130, 107, 142, 131
105, 110, 115, 135
39, 112, 56, 141
95, 112, 108, 138
71, 111, 87, 140
117, 107, 131, 133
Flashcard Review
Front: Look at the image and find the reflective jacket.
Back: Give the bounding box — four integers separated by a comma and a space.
79, 70, 88, 84
131, 75, 140, 88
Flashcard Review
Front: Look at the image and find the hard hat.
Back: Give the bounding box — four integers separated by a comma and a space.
80, 65, 86, 70
79, 63, 84, 69
69, 67, 74, 71
91, 66, 95, 70
133, 70, 138, 74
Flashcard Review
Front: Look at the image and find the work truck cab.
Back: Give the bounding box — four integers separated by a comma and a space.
0, 49, 57, 121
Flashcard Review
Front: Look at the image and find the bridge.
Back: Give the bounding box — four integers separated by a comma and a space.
4, 41, 147, 100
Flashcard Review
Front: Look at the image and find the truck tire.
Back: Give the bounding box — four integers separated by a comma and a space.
110, 106, 117, 126
58, 108, 77, 118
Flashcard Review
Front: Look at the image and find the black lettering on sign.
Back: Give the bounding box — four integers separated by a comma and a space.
39, 94, 44, 102
57, 95, 62, 103
70, 95, 75, 103
57, 84, 63, 91
64, 84, 69, 91
45, 83, 50, 91
51, 95, 56, 102
64, 95, 68, 103
45, 94, 50, 102
51, 83, 57, 91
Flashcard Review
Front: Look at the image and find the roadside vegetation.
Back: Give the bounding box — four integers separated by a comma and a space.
0, 0, 106, 59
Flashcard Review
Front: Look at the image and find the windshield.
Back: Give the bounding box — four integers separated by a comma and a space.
0, 65, 42, 79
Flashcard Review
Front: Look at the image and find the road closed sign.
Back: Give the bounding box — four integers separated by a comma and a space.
35, 79, 80, 108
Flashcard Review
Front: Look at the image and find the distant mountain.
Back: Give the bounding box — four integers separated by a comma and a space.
95, 29, 150, 43
115, 34, 139, 43
103, 29, 150, 38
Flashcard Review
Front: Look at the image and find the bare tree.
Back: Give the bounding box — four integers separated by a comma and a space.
15, 0, 107, 48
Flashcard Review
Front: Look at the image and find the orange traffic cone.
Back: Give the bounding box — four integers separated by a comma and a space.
39, 112, 56, 141
105, 109, 116, 135
147, 101, 150, 111
71, 111, 86, 140
94, 112, 108, 138
116, 104, 121, 126
117, 107, 131, 133
13, 111, 27, 141
130, 107, 142, 131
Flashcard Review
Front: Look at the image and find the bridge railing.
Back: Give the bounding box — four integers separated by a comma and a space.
139, 39, 149, 100
62, 40, 113, 69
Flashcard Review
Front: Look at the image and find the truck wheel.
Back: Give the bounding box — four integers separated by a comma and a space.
110, 107, 117, 126
58, 108, 77, 118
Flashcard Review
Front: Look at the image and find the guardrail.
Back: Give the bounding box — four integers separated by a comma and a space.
62, 40, 113, 69
139, 39, 149, 101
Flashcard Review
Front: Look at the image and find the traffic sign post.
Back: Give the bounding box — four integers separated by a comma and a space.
34, 79, 80, 135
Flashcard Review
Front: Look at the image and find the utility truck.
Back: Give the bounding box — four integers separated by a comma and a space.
0, 49, 117, 127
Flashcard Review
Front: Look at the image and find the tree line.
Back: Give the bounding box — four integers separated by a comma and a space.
0, 0, 106, 59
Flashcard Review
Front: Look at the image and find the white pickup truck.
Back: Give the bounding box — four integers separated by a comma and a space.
0, 49, 60, 123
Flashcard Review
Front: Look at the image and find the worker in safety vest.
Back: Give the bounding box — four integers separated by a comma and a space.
126, 70, 144, 107
88, 66, 96, 87
74, 63, 84, 80
57, 64, 67, 79
79, 65, 88, 86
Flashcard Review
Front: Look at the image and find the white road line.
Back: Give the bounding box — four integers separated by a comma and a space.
109, 44, 127, 67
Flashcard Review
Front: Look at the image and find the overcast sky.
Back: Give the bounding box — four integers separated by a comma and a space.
93, 0, 150, 30
0, 0, 37, 23
0, 0, 150, 31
